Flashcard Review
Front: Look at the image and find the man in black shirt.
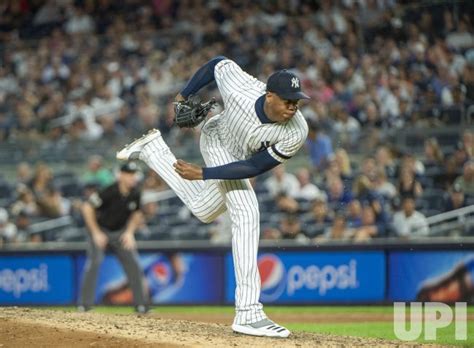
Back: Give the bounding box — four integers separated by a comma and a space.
78, 161, 148, 313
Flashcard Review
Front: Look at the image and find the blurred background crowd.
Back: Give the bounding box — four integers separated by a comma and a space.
0, 0, 473, 246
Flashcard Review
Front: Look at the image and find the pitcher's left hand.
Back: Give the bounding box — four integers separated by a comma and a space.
174, 159, 204, 180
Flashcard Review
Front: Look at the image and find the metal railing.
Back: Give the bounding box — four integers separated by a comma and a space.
411, 205, 474, 237
28, 215, 75, 235
2, 236, 474, 254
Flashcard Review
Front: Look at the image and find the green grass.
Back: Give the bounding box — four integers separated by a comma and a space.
50, 305, 474, 314
46, 306, 473, 345
288, 321, 474, 346
51, 305, 402, 314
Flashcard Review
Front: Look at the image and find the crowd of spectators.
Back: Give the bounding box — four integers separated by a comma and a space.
260, 129, 474, 243
1, 138, 472, 245
0, 0, 472, 144
0, 0, 473, 245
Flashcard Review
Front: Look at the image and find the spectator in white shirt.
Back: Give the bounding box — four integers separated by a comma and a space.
446, 20, 474, 50
332, 103, 360, 147
329, 47, 349, 75
64, 6, 95, 34
0, 208, 18, 245
67, 92, 103, 141
393, 195, 429, 238
294, 167, 327, 201
264, 165, 300, 199
373, 168, 397, 199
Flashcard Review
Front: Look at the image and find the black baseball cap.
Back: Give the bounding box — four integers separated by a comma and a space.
120, 161, 139, 173
266, 70, 310, 100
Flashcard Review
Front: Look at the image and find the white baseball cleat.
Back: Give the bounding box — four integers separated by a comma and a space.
116, 128, 162, 161
232, 318, 291, 338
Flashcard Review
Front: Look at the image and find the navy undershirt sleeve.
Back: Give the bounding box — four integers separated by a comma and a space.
202, 150, 282, 180
180, 56, 227, 98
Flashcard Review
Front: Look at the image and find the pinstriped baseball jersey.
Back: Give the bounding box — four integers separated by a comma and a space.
214, 59, 309, 162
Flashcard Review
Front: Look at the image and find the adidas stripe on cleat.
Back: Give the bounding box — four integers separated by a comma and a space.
232, 318, 291, 338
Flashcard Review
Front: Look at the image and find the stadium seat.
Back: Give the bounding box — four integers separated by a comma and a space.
0, 182, 13, 206
57, 181, 83, 198
420, 189, 446, 212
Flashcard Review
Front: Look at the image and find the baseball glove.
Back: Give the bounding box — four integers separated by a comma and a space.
174, 96, 217, 128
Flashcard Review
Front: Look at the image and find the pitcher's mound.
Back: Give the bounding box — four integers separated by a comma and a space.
0, 307, 421, 347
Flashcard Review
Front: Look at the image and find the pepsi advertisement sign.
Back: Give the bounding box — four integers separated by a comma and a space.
76, 252, 223, 304
225, 251, 385, 303
389, 251, 474, 303
0, 255, 74, 304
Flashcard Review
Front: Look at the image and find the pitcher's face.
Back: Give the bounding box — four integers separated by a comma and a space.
265, 92, 299, 123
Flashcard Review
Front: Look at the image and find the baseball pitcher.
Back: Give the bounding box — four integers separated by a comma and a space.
117, 56, 309, 337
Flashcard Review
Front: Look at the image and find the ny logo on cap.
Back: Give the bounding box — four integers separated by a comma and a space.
291, 77, 299, 88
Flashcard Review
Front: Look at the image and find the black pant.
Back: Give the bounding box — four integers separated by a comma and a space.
79, 230, 147, 307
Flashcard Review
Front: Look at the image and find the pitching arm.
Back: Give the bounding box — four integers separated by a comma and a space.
202, 150, 281, 180
180, 56, 227, 98
173, 150, 281, 180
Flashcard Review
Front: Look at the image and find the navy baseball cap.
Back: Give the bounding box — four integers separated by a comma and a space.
120, 161, 139, 173
266, 70, 310, 100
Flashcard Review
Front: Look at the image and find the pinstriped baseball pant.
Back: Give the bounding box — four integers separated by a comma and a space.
140, 119, 266, 325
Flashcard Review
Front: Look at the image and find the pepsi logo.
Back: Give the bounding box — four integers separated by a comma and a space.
151, 262, 171, 285
258, 254, 286, 302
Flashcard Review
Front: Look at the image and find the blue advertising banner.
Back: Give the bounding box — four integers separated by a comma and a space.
0, 255, 74, 304
225, 251, 385, 303
389, 251, 474, 302
76, 252, 223, 304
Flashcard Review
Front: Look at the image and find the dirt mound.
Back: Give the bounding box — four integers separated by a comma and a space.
0, 307, 437, 347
